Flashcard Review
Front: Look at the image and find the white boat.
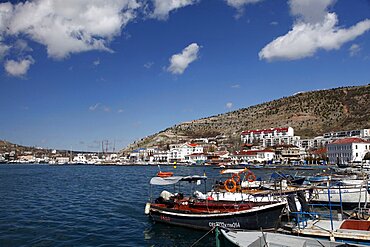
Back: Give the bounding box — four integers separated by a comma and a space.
220, 229, 369, 247
310, 181, 370, 205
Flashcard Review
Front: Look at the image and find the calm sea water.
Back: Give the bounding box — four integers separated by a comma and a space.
0, 165, 314, 246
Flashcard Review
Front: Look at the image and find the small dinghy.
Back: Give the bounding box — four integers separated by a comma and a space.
156, 165, 173, 177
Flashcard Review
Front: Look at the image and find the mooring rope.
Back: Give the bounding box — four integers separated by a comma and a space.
189, 226, 216, 247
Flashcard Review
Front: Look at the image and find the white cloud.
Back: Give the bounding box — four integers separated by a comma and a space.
93, 59, 100, 66
349, 44, 361, 57
226, 102, 233, 109
89, 103, 112, 112
259, 1, 370, 61
231, 84, 240, 88
14, 39, 32, 53
1, 0, 141, 59
289, 0, 334, 24
225, 0, 263, 18
89, 103, 101, 111
151, 0, 197, 20
4, 57, 34, 77
144, 61, 154, 69
0, 2, 13, 32
167, 43, 200, 74
0, 41, 10, 59
226, 0, 262, 9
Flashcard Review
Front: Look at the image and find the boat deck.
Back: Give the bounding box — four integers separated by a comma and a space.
293, 219, 370, 241
150, 200, 257, 214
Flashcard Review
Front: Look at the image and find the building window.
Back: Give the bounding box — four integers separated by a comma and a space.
355, 145, 358, 149
356, 153, 358, 157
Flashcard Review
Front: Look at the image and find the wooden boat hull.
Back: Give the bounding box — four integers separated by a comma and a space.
149, 202, 286, 230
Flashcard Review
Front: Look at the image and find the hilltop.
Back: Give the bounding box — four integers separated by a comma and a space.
0, 140, 39, 154
121, 85, 370, 153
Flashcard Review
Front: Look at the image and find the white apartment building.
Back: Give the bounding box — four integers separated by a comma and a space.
186, 153, 208, 164
152, 151, 169, 163
168, 143, 204, 162
297, 136, 331, 149
241, 127, 300, 147
324, 129, 370, 139
327, 138, 370, 165
231, 149, 275, 163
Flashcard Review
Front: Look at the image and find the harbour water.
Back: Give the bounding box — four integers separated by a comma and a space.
0, 165, 315, 246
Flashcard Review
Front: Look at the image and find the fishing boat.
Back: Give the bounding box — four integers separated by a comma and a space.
205, 168, 310, 212
145, 175, 286, 230
219, 228, 369, 247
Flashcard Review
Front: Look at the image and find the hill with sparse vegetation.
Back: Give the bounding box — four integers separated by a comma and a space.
121, 85, 370, 153
104, 85, 370, 152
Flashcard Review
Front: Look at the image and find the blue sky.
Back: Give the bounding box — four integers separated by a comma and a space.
1, 0, 370, 151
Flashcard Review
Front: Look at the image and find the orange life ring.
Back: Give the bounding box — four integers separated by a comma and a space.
224, 178, 237, 193
232, 173, 241, 184
246, 172, 256, 183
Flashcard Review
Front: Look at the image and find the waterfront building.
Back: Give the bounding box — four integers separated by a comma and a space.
241, 127, 300, 147
168, 143, 204, 162
152, 150, 169, 163
309, 147, 328, 164
274, 145, 301, 163
230, 149, 275, 163
128, 147, 158, 162
327, 137, 370, 165
186, 153, 208, 164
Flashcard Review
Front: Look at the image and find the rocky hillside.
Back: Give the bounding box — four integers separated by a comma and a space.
0, 140, 28, 153
121, 85, 370, 152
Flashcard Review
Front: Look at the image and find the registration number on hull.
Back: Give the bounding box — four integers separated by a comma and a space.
209, 221, 240, 228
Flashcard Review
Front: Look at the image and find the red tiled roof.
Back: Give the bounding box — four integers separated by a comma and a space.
187, 143, 199, 147
311, 147, 327, 155
234, 150, 275, 156
241, 127, 289, 135
189, 153, 206, 156
242, 143, 253, 147
331, 138, 369, 144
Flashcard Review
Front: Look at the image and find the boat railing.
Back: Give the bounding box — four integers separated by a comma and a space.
290, 211, 319, 230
